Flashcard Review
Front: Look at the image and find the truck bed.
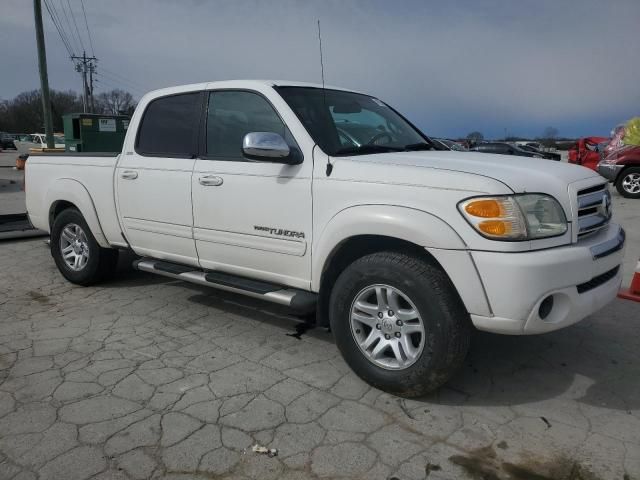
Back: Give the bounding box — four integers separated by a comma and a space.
25, 153, 123, 247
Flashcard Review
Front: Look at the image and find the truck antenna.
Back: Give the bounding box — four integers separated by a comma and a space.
317, 19, 333, 176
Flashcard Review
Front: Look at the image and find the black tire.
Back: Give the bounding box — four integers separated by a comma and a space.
51, 208, 118, 286
329, 251, 471, 397
616, 167, 640, 199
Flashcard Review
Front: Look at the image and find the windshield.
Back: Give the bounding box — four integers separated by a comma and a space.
276, 86, 430, 156
440, 139, 468, 151
518, 144, 536, 152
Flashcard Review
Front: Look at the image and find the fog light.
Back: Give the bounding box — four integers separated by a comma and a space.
539, 295, 554, 320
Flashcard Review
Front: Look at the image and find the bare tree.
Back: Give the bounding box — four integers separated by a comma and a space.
466, 131, 484, 145
0, 88, 137, 133
95, 89, 136, 115
542, 126, 559, 140
0, 89, 82, 132
541, 126, 559, 148
0, 99, 10, 132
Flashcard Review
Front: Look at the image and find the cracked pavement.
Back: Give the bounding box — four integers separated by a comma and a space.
0, 238, 639, 480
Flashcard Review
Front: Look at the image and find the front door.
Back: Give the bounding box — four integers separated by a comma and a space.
116, 91, 202, 266
192, 90, 312, 289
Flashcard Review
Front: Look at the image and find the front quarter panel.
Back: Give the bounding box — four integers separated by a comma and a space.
312, 204, 492, 316
312, 204, 466, 288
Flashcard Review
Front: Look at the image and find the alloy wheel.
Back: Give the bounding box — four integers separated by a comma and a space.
622, 173, 640, 195
59, 223, 90, 271
349, 284, 425, 370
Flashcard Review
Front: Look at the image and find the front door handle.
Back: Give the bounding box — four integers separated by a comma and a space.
199, 175, 223, 186
121, 170, 138, 180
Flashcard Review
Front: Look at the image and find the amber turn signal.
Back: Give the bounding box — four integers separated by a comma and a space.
464, 199, 505, 218
478, 220, 512, 236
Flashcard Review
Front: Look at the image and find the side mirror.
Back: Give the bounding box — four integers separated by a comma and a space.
242, 132, 292, 162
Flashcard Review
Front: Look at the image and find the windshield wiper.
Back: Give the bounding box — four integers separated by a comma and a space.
403, 142, 434, 151
333, 144, 404, 156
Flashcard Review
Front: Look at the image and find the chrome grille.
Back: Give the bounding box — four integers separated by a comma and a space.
576, 183, 611, 238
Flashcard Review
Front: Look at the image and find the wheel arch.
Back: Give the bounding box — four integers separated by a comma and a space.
312, 205, 470, 326
46, 178, 109, 247
615, 163, 639, 180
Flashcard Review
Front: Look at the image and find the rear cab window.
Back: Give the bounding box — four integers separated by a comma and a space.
135, 92, 202, 157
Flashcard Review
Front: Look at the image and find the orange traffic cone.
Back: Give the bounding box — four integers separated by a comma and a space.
618, 259, 640, 302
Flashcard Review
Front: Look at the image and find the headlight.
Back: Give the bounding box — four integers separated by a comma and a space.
458, 194, 567, 241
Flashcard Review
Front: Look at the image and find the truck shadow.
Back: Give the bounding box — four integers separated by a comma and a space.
106, 267, 639, 412
106, 263, 330, 341
428, 302, 640, 411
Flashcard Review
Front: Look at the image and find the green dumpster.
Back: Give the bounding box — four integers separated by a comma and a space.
62, 113, 130, 153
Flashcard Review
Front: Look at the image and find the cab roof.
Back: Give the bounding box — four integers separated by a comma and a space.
142, 80, 364, 102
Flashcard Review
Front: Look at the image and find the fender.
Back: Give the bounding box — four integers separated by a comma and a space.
44, 178, 109, 248
311, 204, 467, 290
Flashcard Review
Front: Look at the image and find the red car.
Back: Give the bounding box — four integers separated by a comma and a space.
597, 126, 640, 198
568, 136, 608, 170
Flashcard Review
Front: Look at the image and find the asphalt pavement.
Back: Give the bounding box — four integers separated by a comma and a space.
0, 149, 638, 479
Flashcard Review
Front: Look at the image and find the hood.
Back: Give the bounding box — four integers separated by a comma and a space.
346, 150, 600, 193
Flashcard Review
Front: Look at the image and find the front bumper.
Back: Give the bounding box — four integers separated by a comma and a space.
469, 224, 625, 335
597, 162, 623, 182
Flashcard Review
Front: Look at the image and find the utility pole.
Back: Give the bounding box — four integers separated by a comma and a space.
33, 0, 55, 149
89, 62, 95, 112
72, 52, 97, 113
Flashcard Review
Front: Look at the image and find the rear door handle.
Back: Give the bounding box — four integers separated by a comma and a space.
199, 175, 223, 186
121, 170, 138, 180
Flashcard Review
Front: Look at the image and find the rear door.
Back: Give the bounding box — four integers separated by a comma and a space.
191, 89, 312, 289
115, 91, 202, 266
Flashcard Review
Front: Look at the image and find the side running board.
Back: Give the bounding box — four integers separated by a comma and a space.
133, 259, 317, 312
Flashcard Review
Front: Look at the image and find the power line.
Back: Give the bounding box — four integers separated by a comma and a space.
93, 77, 117, 90
66, 0, 85, 54
94, 73, 144, 97
97, 69, 146, 94
43, 0, 74, 58
80, 0, 95, 57
58, 0, 80, 54
55, 0, 76, 54
44, 0, 74, 57
94, 76, 135, 95
99, 67, 147, 90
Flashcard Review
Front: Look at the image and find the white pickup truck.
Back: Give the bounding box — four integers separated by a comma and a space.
26, 80, 626, 396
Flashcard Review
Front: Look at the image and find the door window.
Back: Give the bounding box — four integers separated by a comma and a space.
206, 91, 287, 159
136, 92, 201, 157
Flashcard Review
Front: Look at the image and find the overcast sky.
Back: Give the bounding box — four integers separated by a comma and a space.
1, 0, 638, 138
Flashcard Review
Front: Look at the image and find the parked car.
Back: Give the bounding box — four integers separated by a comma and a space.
515, 141, 543, 150
568, 136, 608, 170
597, 125, 640, 198
470, 142, 545, 158
0, 132, 17, 150
517, 144, 561, 161
432, 138, 469, 151
26, 80, 625, 397
15, 133, 65, 150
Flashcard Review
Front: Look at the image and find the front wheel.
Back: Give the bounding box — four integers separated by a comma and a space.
51, 208, 118, 286
616, 167, 640, 199
329, 251, 472, 397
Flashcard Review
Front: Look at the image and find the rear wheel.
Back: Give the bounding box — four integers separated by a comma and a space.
329, 251, 472, 397
51, 208, 118, 285
616, 167, 640, 199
